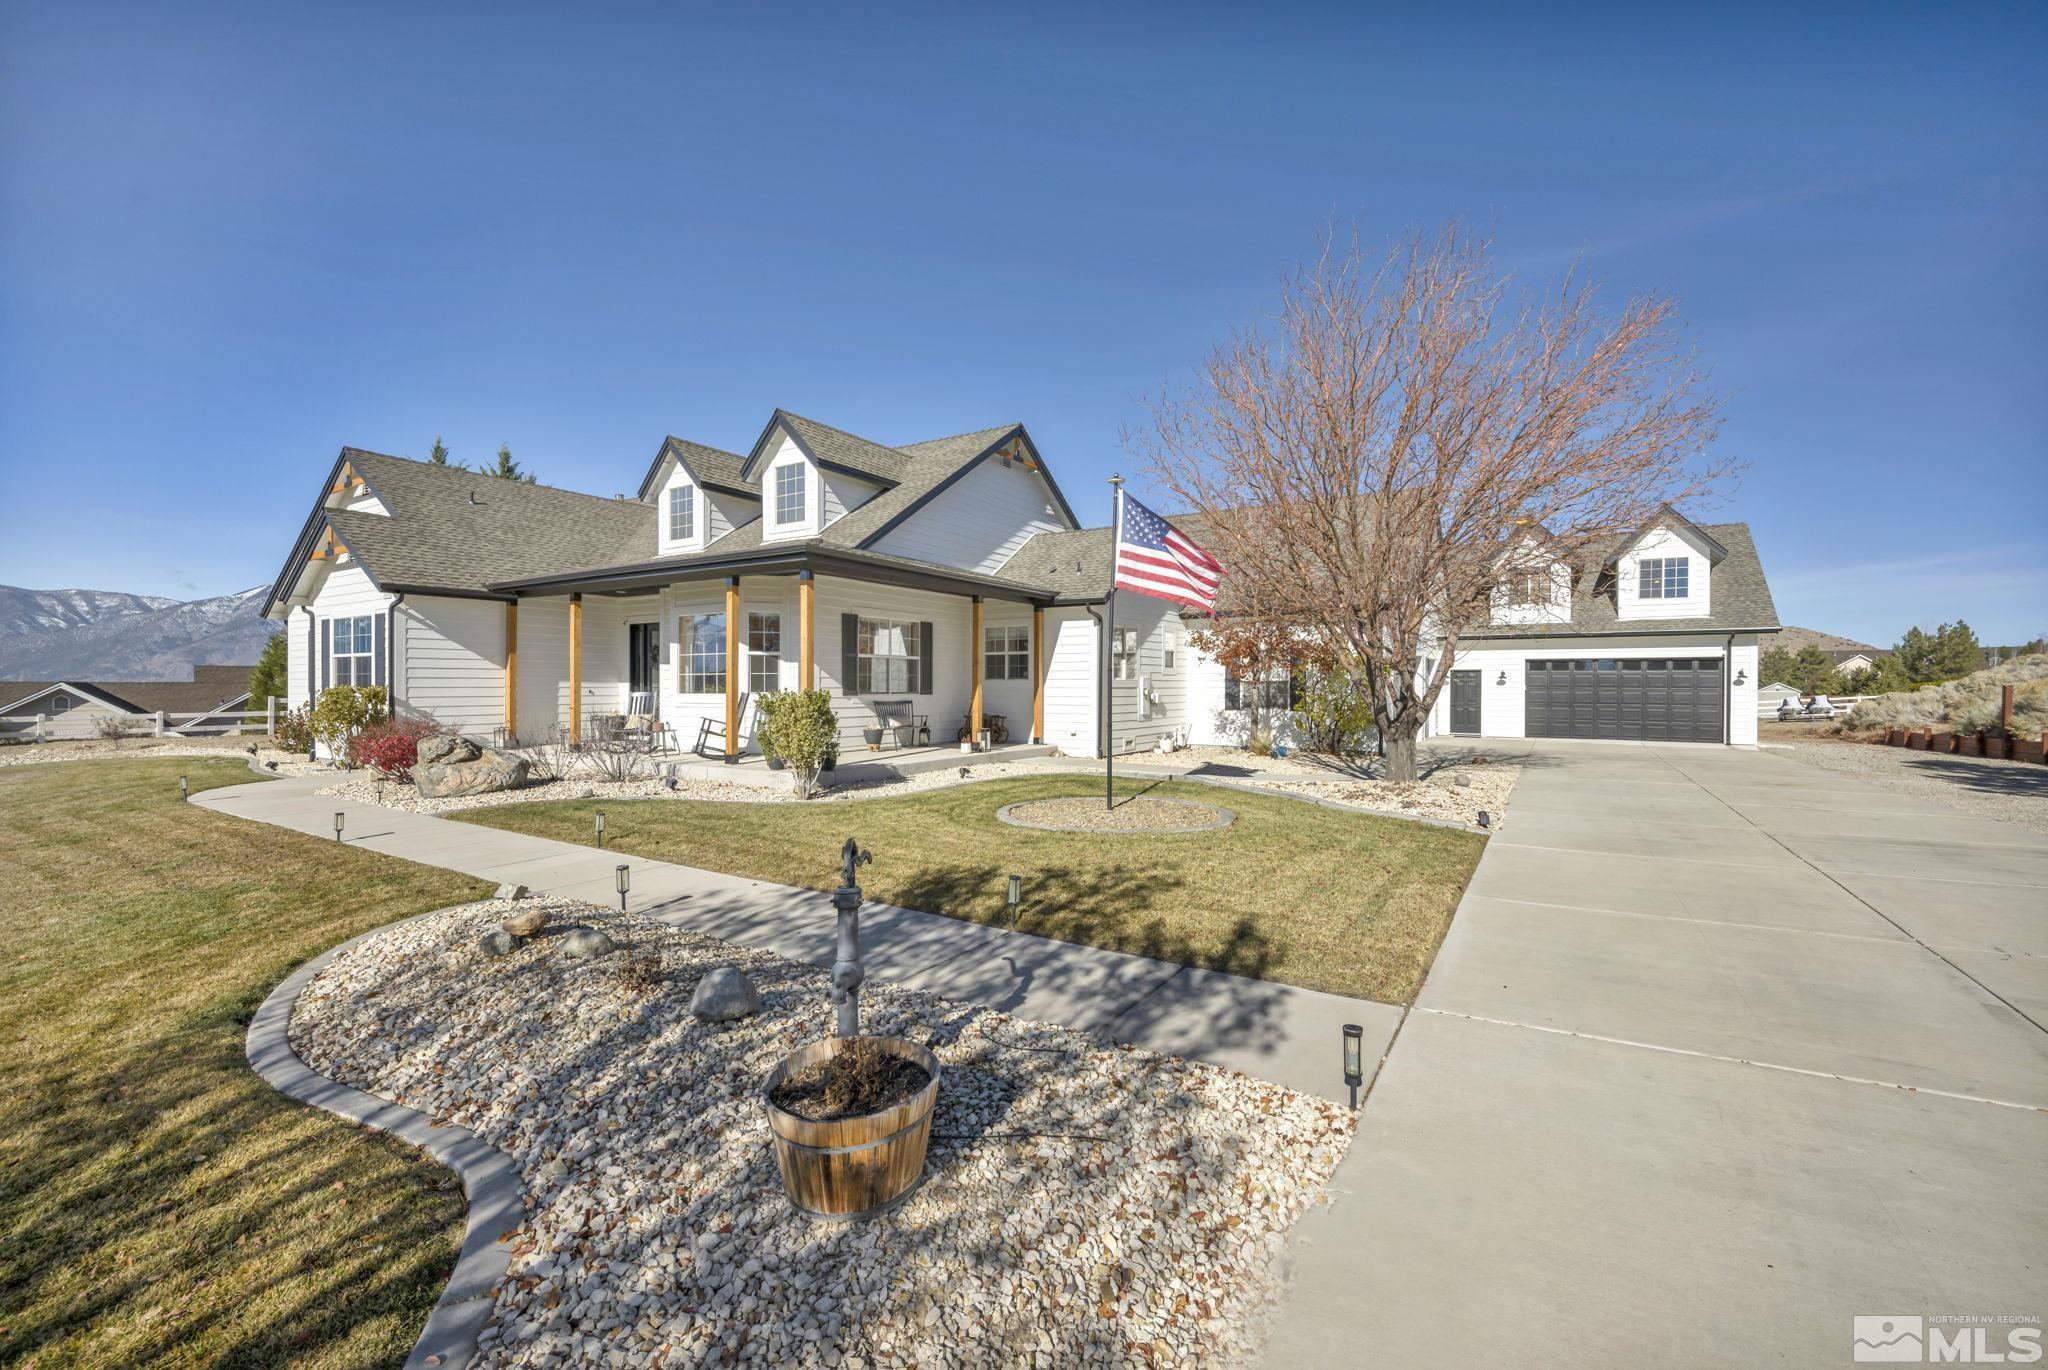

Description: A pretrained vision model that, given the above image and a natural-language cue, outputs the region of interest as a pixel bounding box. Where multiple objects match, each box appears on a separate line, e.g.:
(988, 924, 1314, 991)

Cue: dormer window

(1639, 556, 1689, 600)
(1506, 568, 1551, 607)
(668, 485, 695, 542)
(773, 464, 806, 525)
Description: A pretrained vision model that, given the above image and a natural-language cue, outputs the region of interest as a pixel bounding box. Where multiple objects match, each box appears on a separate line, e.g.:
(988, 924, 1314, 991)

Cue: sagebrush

(1835, 653, 2048, 737)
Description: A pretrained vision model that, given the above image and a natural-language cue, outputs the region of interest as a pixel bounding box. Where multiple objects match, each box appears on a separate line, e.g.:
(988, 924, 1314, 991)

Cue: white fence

(0, 698, 285, 743)
(1760, 693, 1874, 721)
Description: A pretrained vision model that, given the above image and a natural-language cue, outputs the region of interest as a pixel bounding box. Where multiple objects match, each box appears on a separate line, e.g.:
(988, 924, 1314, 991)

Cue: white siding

(821, 468, 882, 526)
(874, 456, 1068, 575)
(979, 603, 1037, 730)
(814, 577, 975, 746)
(655, 461, 707, 557)
(1616, 525, 1714, 621)
(760, 438, 821, 543)
(1042, 607, 1099, 757)
(705, 487, 759, 544)
(1184, 640, 1306, 749)
(514, 595, 630, 740)
(399, 595, 506, 735)
(1488, 559, 1572, 626)
(286, 607, 312, 707)
(1103, 594, 1189, 754)
(305, 563, 394, 698)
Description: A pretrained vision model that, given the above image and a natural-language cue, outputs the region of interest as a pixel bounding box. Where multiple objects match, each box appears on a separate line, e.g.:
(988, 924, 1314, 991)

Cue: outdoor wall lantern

(1734, 668, 1747, 685)
(615, 863, 631, 913)
(333, 811, 345, 843)
(1496, 671, 1507, 686)
(595, 809, 606, 849)
(1006, 874, 1023, 929)
(1342, 1023, 1364, 1108)
(178, 775, 188, 802)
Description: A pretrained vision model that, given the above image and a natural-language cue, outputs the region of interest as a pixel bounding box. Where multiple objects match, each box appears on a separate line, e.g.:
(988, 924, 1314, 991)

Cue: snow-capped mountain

(0, 585, 279, 679)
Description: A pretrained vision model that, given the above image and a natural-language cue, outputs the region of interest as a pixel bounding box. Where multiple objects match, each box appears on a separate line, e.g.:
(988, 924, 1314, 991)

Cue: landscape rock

(413, 736, 530, 799)
(478, 929, 518, 956)
(495, 882, 530, 901)
(688, 967, 761, 1022)
(502, 908, 549, 938)
(558, 926, 618, 959)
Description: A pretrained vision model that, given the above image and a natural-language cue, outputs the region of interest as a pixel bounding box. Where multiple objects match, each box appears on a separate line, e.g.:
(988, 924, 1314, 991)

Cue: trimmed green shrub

(756, 690, 838, 799)
(309, 686, 389, 763)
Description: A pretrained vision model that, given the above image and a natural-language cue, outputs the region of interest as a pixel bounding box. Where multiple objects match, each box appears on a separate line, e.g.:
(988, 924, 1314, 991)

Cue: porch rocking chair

(693, 693, 751, 758)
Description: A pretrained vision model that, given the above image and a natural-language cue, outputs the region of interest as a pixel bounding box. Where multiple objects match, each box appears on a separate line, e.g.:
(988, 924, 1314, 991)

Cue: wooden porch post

(504, 600, 519, 739)
(1031, 605, 1046, 744)
(798, 570, 815, 691)
(724, 576, 741, 762)
(969, 596, 984, 744)
(568, 594, 583, 743)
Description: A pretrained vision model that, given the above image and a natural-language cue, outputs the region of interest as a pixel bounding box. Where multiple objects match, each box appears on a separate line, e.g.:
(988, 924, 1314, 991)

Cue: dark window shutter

(841, 614, 859, 695)
(373, 612, 388, 688)
(917, 622, 933, 695)
(1224, 673, 1240, 710)
(320, 618, 331, 696)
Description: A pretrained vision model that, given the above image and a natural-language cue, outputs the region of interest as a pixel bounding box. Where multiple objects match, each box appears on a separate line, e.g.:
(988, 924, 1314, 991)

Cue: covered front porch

(493, 547, 1075, 766)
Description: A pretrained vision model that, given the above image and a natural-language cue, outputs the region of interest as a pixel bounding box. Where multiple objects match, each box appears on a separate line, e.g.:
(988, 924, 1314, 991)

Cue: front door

(628, 622, 660, 709)
(1449, 669, 1482, 735)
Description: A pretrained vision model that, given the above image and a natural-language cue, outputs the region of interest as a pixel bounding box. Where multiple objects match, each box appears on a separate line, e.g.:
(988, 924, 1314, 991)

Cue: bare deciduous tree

(1131, 225, 1731, 781)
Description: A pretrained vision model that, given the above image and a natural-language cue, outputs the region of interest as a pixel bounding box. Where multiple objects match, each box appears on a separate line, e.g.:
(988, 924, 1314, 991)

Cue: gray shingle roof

(817, 425, 1020, 548)
(636, 437, 752, 500)
(773, 412, 912, 485)
(1463, 521, 1779, 637)
(331, 449, 655, 594)
(0, 666, 253, 715)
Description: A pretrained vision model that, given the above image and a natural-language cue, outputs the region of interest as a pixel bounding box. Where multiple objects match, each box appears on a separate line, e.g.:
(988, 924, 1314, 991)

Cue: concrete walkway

(1262, 740, 2048, 1367)
(195, 774, 1401, 1105)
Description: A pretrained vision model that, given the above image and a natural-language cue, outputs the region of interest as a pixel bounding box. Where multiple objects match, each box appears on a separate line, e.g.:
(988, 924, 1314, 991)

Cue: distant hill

(1772, 625, 1886, 662)
(0, 584, 279, 680)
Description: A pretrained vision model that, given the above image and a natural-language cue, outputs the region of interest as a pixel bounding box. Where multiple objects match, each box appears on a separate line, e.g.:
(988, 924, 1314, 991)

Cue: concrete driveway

(1264, 741, 2048, 1367)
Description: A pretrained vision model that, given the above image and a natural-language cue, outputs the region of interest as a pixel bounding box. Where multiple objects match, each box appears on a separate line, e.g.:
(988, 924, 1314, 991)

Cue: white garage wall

(1435, 632, 1761, 744)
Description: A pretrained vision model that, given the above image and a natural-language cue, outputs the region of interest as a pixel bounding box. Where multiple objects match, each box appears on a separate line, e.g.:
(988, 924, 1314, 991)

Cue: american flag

(1113, 493, 1223, 611)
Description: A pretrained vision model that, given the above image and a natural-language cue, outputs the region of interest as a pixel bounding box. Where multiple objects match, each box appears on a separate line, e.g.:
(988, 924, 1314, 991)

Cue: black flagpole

(1106, 475, 1123, 810)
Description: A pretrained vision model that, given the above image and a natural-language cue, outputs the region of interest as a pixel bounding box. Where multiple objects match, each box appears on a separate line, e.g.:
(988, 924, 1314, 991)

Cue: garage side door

(1526, 658, 1724, 742)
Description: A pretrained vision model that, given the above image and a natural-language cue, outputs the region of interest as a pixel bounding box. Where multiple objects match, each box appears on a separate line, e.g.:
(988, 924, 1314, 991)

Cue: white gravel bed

(1776, 741, 2048, 835)
(0, 736, 329, 775)
(290, 899, 1354, 1367)
(317, 761, 1059, 814)
(1145, 745, 1350, 778)
(1228, 763, 1519, 828)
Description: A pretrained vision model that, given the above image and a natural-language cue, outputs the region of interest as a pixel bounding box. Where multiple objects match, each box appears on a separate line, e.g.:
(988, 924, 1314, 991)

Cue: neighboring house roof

(1770, 625, 1887, 664)
(0, 665, 253, 716)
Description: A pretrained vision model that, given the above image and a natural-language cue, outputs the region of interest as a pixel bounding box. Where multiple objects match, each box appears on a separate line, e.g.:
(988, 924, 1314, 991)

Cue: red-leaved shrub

(349, 715, 449, 779)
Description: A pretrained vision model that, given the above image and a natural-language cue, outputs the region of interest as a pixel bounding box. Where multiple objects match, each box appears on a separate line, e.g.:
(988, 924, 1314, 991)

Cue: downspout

(1085, 601, 1107, 759)
(1724, 631, 1735, 746)
(390, 593, 406, 716)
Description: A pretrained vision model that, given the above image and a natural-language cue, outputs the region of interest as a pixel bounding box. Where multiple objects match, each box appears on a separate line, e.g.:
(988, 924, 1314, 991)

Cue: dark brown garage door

(1524, 658, 1725, 742)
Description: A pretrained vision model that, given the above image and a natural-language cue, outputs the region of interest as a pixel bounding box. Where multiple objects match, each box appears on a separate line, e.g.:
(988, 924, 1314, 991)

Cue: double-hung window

(1111, 627, 1138, 682)
(1507, 568, 1551, 607)
(1638, 556, 1689, 600)
(682, 612, 725, 693)
(773, 464, 806, 525)
(856, 618, 919, 693)
(668, 485, 695, 541)
(1224, 663, 1296, 711)
(748, 613, 781, 695)
(984, 625, 1029, 680)
(332, 615, 375, 685)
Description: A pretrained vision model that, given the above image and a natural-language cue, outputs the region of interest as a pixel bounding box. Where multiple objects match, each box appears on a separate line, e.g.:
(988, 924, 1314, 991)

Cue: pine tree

(489, 444, 537, 484)
(1932, 621, 1982, 679)
(247, 632, 288, 711)
(428, 436, 459, 467)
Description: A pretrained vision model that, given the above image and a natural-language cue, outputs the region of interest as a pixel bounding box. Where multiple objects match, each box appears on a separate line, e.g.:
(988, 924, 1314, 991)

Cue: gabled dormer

(739, 411, 898, 544)
(1489, 527, 1572, 626)
(1611, 507, 1728, 621)
(637, 436, 757, 557)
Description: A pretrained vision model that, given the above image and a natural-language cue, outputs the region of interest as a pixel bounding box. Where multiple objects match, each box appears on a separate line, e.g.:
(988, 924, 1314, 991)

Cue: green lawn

(0, 758, 490, 1368)
(456, 774, 1485, 1002)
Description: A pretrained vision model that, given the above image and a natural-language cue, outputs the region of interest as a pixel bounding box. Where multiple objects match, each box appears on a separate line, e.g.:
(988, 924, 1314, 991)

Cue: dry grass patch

(0, 758, 490, 1367)
(455, 774, 1485, 1003)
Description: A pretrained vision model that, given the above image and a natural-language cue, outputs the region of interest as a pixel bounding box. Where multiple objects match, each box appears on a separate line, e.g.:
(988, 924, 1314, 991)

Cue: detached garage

(1524, 657, 1725, 742)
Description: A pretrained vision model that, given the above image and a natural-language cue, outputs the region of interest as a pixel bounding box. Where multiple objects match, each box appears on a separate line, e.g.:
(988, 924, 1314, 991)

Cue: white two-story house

(262, 412, 1776, 767)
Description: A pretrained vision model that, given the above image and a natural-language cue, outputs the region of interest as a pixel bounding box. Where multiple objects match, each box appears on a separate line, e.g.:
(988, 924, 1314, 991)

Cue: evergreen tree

(1932, 620, 1982, 679)
(247, 632, 288, 711)
(427, 435, 459, 467)
(488, 444, 537, 483)
(1893, 626, 1940, 683)
(1856, 655, 1913, 695)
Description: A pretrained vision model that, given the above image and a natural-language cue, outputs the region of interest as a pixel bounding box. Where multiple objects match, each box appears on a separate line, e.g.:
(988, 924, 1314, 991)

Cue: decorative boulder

(495, 882, 530, 901)
(413, 735, 530, 799)
(479, 929, 519, 956)
(689, 967, 761, 1022)
(558, 926, 618, 959)
(502, 908, 549, 938)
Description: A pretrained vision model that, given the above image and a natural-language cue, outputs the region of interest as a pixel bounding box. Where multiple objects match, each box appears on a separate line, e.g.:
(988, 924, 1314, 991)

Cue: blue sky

(2, 2, 2042, 646)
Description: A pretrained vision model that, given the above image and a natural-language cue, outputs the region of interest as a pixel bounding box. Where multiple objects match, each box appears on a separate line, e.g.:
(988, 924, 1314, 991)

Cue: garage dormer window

(1506, 568, 1551, 606)
(1639, 556, 1689, 600)
(773, 464, 806, 525)
(668, 485, 695, 541)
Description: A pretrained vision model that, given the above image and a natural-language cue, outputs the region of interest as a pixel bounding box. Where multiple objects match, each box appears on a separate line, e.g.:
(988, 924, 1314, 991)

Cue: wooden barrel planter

(763, 1036, 940, 1221)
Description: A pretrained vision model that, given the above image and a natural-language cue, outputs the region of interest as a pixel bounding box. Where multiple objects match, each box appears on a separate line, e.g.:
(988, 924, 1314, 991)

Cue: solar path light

(333, 811, 345, 843)
(1342, 1023, 1364, 1109)
(595, 808, 606, 848)
(615, 864, 630, 913)
(1006, 873, 1022, 929)
(178, 775, 188, 802)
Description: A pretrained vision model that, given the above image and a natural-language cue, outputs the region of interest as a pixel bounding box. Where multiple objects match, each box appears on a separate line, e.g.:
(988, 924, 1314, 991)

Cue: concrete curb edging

(246, 910, 523, 1370)
(994, 797, 1238, 833)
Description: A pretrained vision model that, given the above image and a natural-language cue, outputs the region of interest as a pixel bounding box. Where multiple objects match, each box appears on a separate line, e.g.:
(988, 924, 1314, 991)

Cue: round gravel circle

(995, 795, 1237, 833)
